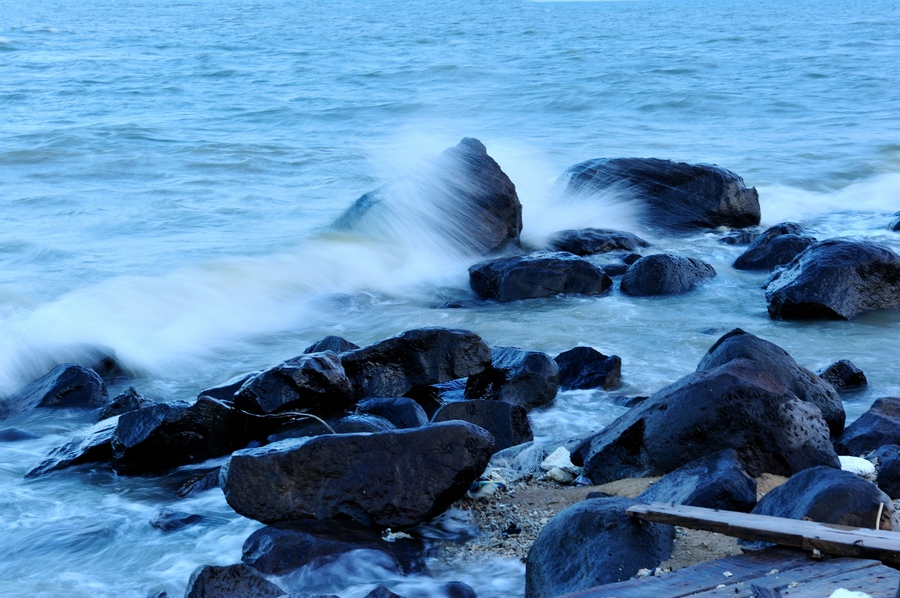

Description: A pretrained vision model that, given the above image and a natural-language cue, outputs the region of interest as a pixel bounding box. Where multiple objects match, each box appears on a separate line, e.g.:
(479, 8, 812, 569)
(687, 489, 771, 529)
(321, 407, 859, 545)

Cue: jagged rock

(817, 360, 867, 392)
(303, 335, 360, 354)
(555, 347, 622, 390)
(432, 399, 532, 453)
(637, 449, 757, 512)
(697, 328, 844, 436)
(732, 222, 817, 271)
(341, 328, 491, 399)
(525, 496, 674, 598)
(464, 347, 559, 411)
(220, 421, 494, 528)
(98, 387, 154, 421)
(150, 509, 204, 532)
(561, 158, 760, 230)
(868, 445, 900, 499)
(835, 397, 900, 456)
(1, 364, 108, 421)
(765, 239, 900, 320)
(620, 254, 716, 296)
(235, 351, 354, 416)
(241, 520, 425, 576)
(333, 137, 522, 256)
(184, 564, 284, 598)
(547, 228, 650, 256)
(468, 251, 612, 302)
(25, 418, 117, 478)
(357, 397, 428, 429)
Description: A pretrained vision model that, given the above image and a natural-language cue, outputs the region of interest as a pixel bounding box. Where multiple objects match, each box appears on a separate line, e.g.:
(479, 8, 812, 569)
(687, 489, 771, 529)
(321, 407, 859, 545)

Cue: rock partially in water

(1, 364, 108, 421)
(732, 222, 817, 271)
(198, 373, 256, 403)
(184, 564, 284, 598)
(464, 346, 559, 411)
(303, 335, 360, 354)
(97, 387, 154, 421)
(765, 239, 900, 320)
(468, 251, 612, 302)
(555, 346, 622, 391)
(561, 157, 760, 231)
(890, 212, 900, 231)
(357, 397, 429, 429)
(150, 508, 205, 532)
(363, 586, 404, 598)
(620, 254, 715, 296)
(817, 359, 868, 392)
(546, 228, 650, 256)
(525, 496, 674, 598)
(835, 397, 900, 456)
(432, 399, 532, 453)
(718, 228, 758, 245)
(25, 418, 117, 478)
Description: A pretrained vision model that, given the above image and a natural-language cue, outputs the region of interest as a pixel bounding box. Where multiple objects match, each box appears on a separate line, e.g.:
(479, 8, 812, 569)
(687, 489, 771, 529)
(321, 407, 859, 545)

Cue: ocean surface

(1, 0, 899, 595)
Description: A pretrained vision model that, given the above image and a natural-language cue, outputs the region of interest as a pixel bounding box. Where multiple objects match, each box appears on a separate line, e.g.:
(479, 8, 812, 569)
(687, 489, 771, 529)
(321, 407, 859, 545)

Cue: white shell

(839, 455, 877, 481)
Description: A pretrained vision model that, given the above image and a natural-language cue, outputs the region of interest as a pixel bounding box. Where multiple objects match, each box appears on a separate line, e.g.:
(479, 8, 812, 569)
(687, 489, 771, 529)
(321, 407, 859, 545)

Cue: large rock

(333, 137, 522, 256)
(234, 351, 354, 416)
(220, 421, 494, 528)
(25, 418, 117, 478)
(620, 254, 716, 296)
(835, 397, 900, 456)
(818, 359, 867, 392)
(0, 364, 108, 420)
(732, 222, 817, 271)
(184, 564, 284, 598)
(697, 328, 845, 436)
(432, 399, 533, 453)
(340, 327, 491, 399)
(751, 466, 895, 530)
(573, 358, 840, 485)
(546, 228, 650, 256)
(561, 158, 760, 230)
(468, 251, 612, 302)
(555, 346, 622, 390)
(525, 496, 674, 598)
(765, 239, 900, 320)
(464, 346, 559, 411)
(637, 449, 757, 512)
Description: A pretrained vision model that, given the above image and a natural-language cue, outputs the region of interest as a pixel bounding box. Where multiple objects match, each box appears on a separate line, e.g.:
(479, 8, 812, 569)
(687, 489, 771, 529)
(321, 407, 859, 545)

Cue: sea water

(1, 0, 899, 595)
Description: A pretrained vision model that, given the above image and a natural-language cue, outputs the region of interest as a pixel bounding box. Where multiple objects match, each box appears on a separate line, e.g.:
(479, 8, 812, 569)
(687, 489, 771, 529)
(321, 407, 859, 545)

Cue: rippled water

(2, 0, 899, 595)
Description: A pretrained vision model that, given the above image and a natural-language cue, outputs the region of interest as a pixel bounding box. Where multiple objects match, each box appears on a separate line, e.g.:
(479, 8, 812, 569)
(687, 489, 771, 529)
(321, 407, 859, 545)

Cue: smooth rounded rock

(620, 253, 716, 296)
(357, 397, 428, 429)
(547, 228, 650, 256)
(732, 222, 817, 271)
(468, 251, 612, 302)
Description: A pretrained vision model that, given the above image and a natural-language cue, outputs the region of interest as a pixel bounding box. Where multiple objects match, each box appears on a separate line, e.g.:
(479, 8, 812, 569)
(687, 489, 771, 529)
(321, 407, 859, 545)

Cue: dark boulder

(573, 358, 839, 485)
(468, 251, 612, 302)
(220, 421, 494, 528)
(464, 347, 559, 411)
(732, 222, 817, 271)
(525, 496, 674, 598)
(333, 137, 522, 256)
(198, 373, 256, 403)
(637, 449, 757, 512)
(1, 364, 108, 421)
(98, 387, 154, 421)
(405, 378, 467, 419)
(341, 328, 491, 399)
(697, 328, 844, 436)
(868, 445, 900, 499)
(561, 158, 760, 231)
(835, 397, 900, 456)
(547, 228, 650, 256)
(241, 520, 425, 576)
(751, 466, 894, 530)
(620, 254, 716, 296)
(441, 582, 477, 598)
(817, 359, 867, 392)
(432, 399, 532, 453)
(555, 347, 622, 390)
(25, 418, 117, 478)
(765, 239, 900, 320)
(235, 351, 354, 416)
(363, 587, 403, 598)
(303, 335, 360, 354)
(150, 509, 204, 532)
(357, 397, 428, 429)
(184, 564, 284, 598)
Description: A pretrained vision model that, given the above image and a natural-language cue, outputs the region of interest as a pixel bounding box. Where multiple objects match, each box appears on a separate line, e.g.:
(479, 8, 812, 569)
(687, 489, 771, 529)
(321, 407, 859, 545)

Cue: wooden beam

(627, 502, 900, 566)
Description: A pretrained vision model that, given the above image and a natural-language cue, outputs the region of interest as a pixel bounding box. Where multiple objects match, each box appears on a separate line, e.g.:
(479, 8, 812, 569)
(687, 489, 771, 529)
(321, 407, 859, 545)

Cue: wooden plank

(627, 502, 900, 566)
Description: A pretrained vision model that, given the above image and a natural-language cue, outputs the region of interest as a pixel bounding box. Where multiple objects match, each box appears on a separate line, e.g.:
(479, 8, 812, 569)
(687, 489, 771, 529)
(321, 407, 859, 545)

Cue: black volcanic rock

(303, 335, 360, 354)
(184, 564, 284, 598)
(818, 359, 867, 392)
(468, 251, 612, 302)
(26, 418, 117, 478)
(620, 254, 716, 296)
(561, 158, 760, 231)
(835, 397, 900, 456)
(357, 397, 428, 429)
(555, 347, 622, 390)
(432, 399, 533, 453)
(98, 387, 154, 421)
(464, 346, 559, 411)
(547, 228, 649, 256)
(1, 364, 108, 421)
(732, 222, 817, 271)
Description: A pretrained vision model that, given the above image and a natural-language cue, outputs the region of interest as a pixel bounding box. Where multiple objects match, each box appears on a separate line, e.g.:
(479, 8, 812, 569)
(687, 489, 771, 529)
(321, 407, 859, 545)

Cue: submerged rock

(732, 222, 817, 271)
(555, 346, 622, 390)
(432, 399, 533, 453)
(1, 364, 108, 421)
(620, 253, 716, 296)
(546, 228, 650, 256)
(464, 346, 560, 411)
(468, 251, 612, 302)
(561, 157, 760, 230)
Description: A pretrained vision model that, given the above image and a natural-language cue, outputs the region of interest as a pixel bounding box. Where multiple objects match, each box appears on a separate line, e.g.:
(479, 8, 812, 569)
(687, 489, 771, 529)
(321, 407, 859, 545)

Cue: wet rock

(546, 228, 650, 256)
(404, 379, 467, 418)
(333, 137, 522, 256)
(98, 387, 154, 421)
(241, 520, 425, 576)
(718, 229, 758, 245)
(620, 253, 716, 296)
(330, 413, 396, 434)
(25, 418, 117, 478)
(600, 263, 630, 277)
(441, 582, 477, 598)
(555, 347, 622, 391)
(573, 358, 839, 485)
(363, 586, 403, 598)
(150, 509, 205, 532)
(835, 397, 900, 456)
(468, 251, 612, 302)
(198, 373, 256, 403)
(220, 421, 494, 528)
(432, 399, 532, 453)
(817, 359, 867, 392)
(303, 335, 360, 354)
(766, 239, 900, 320)
(561, 158, 760, 231)
(172, 468, 221, 498)
(637, 449, 757, 512)
(697, 328, 844, 436)
(751, 466, 895, 530)
(341, 328, 491, 399)
(464, 347, 559, 411)
(184, 564, 284, 598)
(890, 213, 900, 231)
(357, 397, 428, 429)
(732, 222, 817, 271)
(235, 351, 354, 416)
(1, 364, 108, 421)
(868, 445, 900, 499)
(525, 496, 674, 598)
